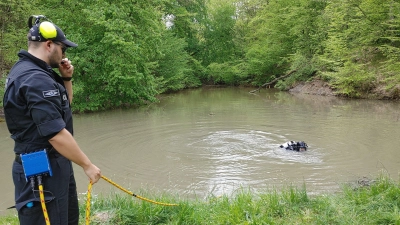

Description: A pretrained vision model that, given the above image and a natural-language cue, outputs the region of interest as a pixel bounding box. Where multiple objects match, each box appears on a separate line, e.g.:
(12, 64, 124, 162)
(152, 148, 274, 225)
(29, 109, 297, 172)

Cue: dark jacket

(3, 50, 73, 154)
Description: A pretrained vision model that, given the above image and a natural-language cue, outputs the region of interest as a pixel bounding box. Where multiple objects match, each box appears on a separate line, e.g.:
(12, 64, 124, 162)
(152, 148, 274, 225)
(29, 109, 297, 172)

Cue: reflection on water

(1, 87, 400, 214)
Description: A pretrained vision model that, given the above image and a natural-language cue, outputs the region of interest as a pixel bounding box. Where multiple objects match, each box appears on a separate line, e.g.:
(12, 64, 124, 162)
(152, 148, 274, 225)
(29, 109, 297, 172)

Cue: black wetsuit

(280, 141, 308, 151)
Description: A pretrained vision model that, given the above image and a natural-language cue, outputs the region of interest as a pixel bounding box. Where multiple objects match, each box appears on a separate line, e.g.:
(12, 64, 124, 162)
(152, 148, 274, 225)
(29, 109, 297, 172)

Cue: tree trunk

(249, 69, 297, 93)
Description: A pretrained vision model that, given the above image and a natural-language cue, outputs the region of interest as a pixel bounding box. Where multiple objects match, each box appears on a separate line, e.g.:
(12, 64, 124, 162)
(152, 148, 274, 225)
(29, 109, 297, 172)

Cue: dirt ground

(291, 79, 400, 100)
(289, 79, 336, 96)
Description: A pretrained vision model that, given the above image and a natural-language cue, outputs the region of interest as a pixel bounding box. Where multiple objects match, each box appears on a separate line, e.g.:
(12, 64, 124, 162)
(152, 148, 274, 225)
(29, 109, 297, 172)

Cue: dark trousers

(12, 154, 79, 225)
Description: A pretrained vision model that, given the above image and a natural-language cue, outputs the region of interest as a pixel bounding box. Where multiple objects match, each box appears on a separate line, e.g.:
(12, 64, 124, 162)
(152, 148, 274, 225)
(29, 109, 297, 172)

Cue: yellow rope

(85, 181, 93, 225)
(101, 175, 179, 206)
(85, 175, 178, 225)
(39, 184, 51, 225)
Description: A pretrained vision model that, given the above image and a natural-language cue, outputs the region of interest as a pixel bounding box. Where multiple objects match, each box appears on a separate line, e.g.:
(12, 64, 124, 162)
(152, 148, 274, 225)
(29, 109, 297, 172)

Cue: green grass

(2, 173, 400, 224)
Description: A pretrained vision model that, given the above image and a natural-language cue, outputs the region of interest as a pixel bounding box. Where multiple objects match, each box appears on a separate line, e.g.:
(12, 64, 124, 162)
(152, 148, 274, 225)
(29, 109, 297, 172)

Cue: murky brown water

(1, 87, 400, 214)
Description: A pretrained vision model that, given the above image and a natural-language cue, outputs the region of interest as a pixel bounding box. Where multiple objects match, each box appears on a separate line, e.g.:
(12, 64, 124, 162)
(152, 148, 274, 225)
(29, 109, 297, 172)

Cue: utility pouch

(21, 149, 53, 181)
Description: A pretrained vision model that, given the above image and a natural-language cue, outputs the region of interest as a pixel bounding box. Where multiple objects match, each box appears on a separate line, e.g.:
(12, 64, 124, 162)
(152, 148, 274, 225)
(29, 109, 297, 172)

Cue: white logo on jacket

(43, 90, 60, 98)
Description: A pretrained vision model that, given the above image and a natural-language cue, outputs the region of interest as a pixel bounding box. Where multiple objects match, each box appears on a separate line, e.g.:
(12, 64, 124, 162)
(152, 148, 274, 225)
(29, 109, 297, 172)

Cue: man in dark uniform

(3, 16, 101, 225)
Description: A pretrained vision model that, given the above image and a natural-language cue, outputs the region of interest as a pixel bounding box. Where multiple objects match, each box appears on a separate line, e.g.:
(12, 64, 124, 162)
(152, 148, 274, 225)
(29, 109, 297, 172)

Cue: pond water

(1, 87, 400, 214)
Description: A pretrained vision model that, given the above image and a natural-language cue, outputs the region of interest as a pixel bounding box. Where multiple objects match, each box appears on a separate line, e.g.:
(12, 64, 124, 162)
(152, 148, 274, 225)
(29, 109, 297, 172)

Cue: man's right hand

(84, 164, 101, 184)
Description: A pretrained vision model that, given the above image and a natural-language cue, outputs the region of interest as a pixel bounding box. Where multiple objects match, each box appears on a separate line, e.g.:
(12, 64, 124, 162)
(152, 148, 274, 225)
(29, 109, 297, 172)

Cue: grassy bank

(1, 173, 400, 224)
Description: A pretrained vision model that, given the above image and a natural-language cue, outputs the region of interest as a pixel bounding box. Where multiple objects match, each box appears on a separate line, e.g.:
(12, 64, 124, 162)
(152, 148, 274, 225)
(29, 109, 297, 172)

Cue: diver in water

(280, 141, 308, 152)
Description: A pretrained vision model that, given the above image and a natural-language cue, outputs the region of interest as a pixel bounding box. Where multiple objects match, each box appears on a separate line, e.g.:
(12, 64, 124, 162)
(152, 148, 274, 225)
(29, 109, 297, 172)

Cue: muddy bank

(290, 79, 400, 100)
(289, 79, 336, 96)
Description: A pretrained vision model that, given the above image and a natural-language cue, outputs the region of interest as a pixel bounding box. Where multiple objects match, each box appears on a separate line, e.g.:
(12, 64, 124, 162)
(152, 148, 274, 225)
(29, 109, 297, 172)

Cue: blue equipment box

(21, 150, 53, 180)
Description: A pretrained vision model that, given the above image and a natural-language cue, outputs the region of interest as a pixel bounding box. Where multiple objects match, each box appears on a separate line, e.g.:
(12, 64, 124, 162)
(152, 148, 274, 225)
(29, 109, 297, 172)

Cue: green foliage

(331, 62, 376, 97)
(163, 0, 209, 82)
(187, 56, 208, 83)
(2, 0, 400, 111)
(54, 0, 164, 112)
(275, 54, 318, 90)
(153, 30, 201, 93)
(317, 0, 400, 98)
(201, 1, 237, 66)
(245, 42, 284, 84)
(3, 173, 400, 224)
(243, 0, 326, 85)
(341, 173, 400, 225)
(207, 61, 248, 85)
(164, 0, 207, 56)
(0, 0, 38, 76)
